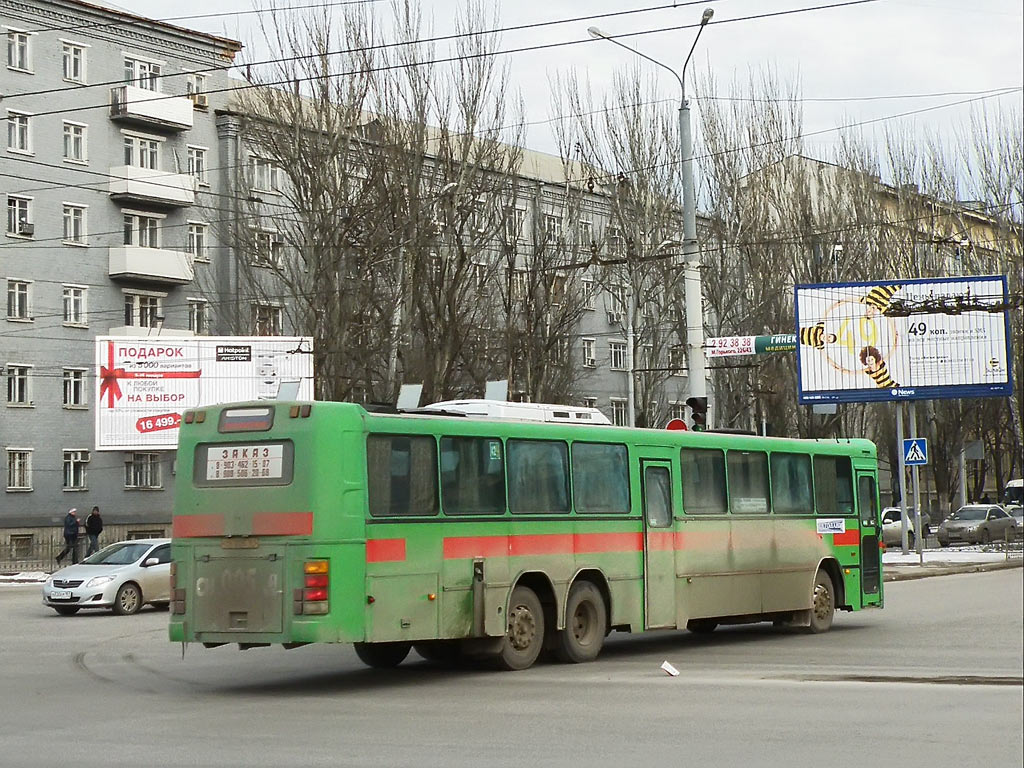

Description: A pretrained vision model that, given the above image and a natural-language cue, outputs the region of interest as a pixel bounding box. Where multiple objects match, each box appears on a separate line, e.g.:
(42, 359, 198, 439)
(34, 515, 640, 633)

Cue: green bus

(169, 400, 883, 670)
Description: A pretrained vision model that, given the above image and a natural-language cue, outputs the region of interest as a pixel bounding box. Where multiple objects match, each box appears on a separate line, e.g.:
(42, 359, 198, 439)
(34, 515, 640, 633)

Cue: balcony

(109, 246, 194, 285)
(108, 166, 196, 208)
(109, 85, 194, 131)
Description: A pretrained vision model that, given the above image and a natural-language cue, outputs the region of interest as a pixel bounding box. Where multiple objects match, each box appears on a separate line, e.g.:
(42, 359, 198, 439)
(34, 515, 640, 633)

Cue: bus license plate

(50, 590, 72, 600)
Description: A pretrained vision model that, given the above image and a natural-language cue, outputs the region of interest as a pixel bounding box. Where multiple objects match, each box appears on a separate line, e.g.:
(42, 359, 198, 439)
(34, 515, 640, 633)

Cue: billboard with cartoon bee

(794, 275, 1013, 403)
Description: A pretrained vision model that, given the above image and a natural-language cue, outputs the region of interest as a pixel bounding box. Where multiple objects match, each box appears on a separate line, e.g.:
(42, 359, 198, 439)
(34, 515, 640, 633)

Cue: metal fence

(0, 539, 78, 573)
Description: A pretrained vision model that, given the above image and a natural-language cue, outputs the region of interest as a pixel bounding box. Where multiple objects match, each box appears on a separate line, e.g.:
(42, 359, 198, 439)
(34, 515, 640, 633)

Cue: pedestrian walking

(84, 506, 103, 556)
(55, 509, 80, 565)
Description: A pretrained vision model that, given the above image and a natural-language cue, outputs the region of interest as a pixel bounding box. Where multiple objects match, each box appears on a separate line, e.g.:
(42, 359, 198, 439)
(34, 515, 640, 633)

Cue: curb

(885, 559, 1023, 582)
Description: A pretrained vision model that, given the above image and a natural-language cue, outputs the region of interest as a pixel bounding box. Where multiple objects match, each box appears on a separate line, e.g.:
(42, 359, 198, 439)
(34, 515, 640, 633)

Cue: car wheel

(939, 540, 949, 548)
(53, 606, 80, 616)
(113, 583, 142, 615)
(1006, 528, 1016, 543)
(907, 532, 916, 549)
(980, 529, 991, 545)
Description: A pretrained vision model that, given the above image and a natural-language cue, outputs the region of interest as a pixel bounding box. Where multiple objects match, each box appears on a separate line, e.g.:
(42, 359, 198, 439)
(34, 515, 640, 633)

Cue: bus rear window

(193, 441, 294, 487)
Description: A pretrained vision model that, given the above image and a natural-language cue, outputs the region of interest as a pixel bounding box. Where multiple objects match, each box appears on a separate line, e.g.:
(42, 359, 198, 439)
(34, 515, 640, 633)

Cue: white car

(880, 507, 928, 547)
(42, 538, 171, 616)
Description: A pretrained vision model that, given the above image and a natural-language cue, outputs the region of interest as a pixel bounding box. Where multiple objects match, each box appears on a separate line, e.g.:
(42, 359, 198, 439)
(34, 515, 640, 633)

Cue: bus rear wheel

(556, 581, 606, 663)
(807, 569, 835, 634)
(495, 585, 545, 671)
(354, 641, 411, 669)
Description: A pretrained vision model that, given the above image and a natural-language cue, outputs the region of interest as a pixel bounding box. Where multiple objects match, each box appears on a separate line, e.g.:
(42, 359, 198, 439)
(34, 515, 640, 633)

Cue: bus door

(641, 459, 676, 629)
(856, 473, 882, 601)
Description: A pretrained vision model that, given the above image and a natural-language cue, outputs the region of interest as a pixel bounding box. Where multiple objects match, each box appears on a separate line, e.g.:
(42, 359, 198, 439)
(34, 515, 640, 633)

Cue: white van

(420, 399, 612, 425)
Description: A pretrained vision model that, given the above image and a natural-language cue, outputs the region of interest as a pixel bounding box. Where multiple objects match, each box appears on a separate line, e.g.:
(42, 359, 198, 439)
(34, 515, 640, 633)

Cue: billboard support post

(910, 401, 924, 563)
(896, 404, 910, 555)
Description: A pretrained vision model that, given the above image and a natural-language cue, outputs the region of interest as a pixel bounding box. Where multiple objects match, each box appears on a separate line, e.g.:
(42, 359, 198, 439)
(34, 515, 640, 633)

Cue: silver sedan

(42, 539, 171, 616)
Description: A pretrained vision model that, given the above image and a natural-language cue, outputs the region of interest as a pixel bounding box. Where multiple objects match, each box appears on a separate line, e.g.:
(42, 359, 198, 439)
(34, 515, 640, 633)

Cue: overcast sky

(121, 0, 1022, 161)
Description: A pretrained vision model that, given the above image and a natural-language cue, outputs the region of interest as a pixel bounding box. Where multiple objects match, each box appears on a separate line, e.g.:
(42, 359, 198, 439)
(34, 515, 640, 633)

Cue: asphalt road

(1, 569, 1020, 768)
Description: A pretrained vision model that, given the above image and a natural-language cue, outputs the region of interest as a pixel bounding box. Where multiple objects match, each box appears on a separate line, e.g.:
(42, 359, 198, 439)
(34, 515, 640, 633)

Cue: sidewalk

(883, 547, 1023, 582)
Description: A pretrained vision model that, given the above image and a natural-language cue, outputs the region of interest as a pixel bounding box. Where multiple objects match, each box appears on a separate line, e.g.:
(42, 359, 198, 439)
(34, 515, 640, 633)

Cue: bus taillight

(297, 560, 329, 615)
(170, 561, 186, 615)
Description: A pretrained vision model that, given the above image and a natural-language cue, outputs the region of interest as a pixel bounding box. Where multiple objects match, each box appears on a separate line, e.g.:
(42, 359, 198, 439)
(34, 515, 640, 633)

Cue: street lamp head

(700, 8, 714, 25)
(587, 26, 606, 40)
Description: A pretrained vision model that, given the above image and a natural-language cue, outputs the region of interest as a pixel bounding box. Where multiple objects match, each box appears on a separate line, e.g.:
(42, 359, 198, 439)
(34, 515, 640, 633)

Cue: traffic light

(685, 396, 708, 431)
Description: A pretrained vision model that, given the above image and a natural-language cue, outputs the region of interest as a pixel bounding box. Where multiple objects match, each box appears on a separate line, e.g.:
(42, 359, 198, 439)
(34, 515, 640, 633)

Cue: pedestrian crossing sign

(903, 438, 928, 466)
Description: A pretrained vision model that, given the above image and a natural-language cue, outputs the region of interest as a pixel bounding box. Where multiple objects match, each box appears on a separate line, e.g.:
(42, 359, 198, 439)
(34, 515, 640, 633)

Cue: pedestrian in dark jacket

(55, 509, 80, 565)
(84, 506, 103, 556)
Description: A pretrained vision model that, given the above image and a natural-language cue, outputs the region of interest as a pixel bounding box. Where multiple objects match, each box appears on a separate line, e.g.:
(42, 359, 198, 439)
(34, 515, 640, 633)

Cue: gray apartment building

(2, 0, 241, 546)
(3, 1, 705, 551)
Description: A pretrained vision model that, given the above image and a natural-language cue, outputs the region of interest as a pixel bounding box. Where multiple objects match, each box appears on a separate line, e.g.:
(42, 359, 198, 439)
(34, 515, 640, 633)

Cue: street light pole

(589, 9, 713, 411)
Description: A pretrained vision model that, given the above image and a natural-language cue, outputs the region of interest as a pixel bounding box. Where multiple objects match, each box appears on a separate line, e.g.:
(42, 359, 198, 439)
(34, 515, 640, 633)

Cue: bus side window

(770, 452, 813, 514)
(727, 450, 769, 515)
(508, 440, 570, 514)
(814, 456, 854, 516)
(440, 437, 506, 515)
(680, 449, 727, 515)
(571, 442, 630, 514)
(367, 435, 438, 517)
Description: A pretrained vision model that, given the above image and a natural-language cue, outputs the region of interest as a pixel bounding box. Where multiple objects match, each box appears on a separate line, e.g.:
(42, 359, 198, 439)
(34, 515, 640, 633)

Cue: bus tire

(807, 569, 835, 634)
(556, 581, 606, 663)
(354, 641, 411, 669)
(686, 618, 718, 634)
(496, 585, 545, 671)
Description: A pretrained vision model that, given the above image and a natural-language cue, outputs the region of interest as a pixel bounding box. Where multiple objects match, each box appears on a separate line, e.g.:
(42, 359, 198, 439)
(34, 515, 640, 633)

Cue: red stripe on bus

(172, 514, 225, 538)
(366, 538, 407, 563)
(833, 529, 860, 546)
(443, 532, 644, 559)
(251, 511, 313, 536)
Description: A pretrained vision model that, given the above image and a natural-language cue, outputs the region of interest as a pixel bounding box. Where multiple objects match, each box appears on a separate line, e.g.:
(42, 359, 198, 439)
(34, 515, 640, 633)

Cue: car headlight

(85, 575, 117, 588)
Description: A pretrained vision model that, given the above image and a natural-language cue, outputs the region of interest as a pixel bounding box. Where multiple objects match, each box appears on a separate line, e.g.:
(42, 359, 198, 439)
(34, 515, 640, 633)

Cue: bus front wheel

(807, 569, 835, 634)
(496, 586, 545, 671)
(556, 581, 606, 663)
(354, 641, 411, 669)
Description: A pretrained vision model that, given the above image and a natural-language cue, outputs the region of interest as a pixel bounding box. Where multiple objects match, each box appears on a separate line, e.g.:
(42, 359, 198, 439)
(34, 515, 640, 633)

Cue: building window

(6, 365, 31, 404)
(669, 401, 686, 422)
(187, 222, 208, 261)
(582, 338, 596, 367)
(124, 292, 162, 327)
(504, 207, 525, 241)
(63, 369, 86, 407)
(63, 449, 90, 490)
(124, 57, 160, 91)
(188, 299, 208, 334)
(542, 214, 562, 242)
(6, 195, 31, 235)
(62, 42, 86, 82)
(605, 225, 625, 256)
(669, 345, 687, 376)
(252, 230, 283, 267)
(581, 396, 597, 409)
(610, 399, 628, 427)
(510, 269, 528, 302)
(6, 449, 32, 491)
(125, 452, 161, 489)
(186, 72, 208, 107)
(7, 279, 30, 320)
(63, 205, 86, 244)
(123, 135, 159, 169)
(577, 220, 593, 252)
(62, 122, 86, 162)
(249, 157, 279, 192)
(252, 303, 283, 336)
(582, 277, 595, 310)
(6, 111, 31, 153)
(123, 213, 159, 247)
(6, 30, 30, 71)
(609, 340, 627, 371)
(62, 285, 87, 325)
(187, 146, 207, 184)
